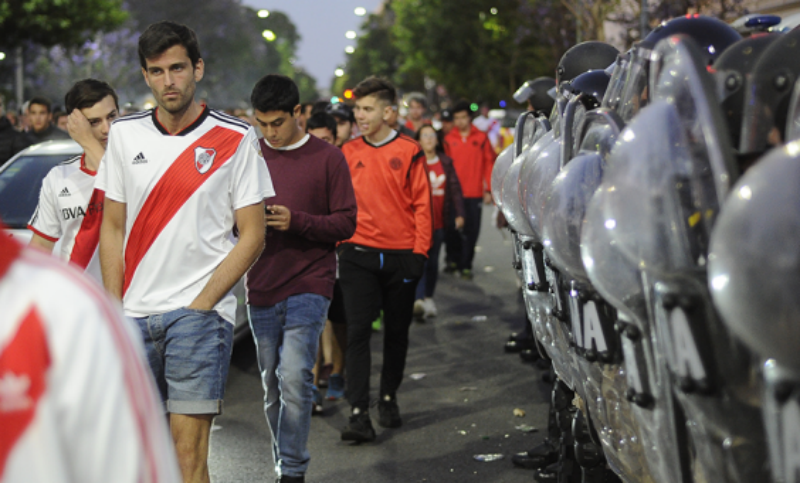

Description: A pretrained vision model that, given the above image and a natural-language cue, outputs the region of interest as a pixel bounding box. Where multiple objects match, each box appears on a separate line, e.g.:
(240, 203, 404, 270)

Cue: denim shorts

(134, 307, 233, 415)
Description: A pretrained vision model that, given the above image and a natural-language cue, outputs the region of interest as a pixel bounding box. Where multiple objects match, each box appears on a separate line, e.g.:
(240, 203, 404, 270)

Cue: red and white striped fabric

(0, 232, 180, 483)
(96, 108, 274, 324)
(28, 154, 104, 281)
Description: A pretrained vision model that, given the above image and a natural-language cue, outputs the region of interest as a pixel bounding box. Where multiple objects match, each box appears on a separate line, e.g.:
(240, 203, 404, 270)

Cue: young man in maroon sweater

(247, 74, 357, 483)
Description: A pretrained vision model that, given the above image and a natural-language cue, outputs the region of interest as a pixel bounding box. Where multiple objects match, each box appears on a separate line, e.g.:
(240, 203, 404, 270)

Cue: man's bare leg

(171, 413, 213, 483)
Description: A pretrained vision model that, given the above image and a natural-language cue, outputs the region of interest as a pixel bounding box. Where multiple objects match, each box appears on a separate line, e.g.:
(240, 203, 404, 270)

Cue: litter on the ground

(515, 424, 538, 433)
(473, 454, 504, 462)
(513, 408, 526, 417)
(459, 386, 478, 392)
(409, 373, 426, 380)
(483, 266, 495, 272)
(471, 315, 488, 322)
(458, 430, 467, 435)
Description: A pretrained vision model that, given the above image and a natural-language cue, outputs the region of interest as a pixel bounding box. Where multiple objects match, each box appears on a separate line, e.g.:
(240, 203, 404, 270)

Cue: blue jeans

(135, 307, 233, 415)
(416, 228, 445, 300)
(248, 293, 330, 478)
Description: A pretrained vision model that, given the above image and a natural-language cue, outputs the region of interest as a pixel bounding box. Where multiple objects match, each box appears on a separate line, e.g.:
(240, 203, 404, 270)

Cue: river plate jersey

(97, 108, 274, 324)
(0, 234, 181, 483)
(28, 154, 104, 282)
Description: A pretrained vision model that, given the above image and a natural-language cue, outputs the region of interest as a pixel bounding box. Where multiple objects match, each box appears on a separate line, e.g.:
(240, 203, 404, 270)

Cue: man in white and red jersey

(28, 79, 119, 281)
(98, 22, 273, 482)
(0, 227, 181, 483)
(338, 76, 432, 443)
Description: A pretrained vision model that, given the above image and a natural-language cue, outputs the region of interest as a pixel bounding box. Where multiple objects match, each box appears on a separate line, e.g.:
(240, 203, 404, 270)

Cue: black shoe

(378, 396, 402, 428)
(520, 348, 541, 363)
(341, 410, 376, 442)
(278, 476, 305, 483)
(443, 261, 458, 274)
(533, 462, 560, 482)
(535, 358, 551, 370)
(511, 439, 559, 470)
(505, 338, 534, 353)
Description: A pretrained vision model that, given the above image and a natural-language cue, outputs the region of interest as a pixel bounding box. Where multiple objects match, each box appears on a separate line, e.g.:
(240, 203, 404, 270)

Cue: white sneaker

(413, 299, 425, 318)
(423, 298, 437, 318)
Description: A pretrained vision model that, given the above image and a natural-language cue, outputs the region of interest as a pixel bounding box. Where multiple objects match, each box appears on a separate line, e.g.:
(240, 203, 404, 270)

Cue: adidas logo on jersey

(132, 152, 148, 164)
(58, 187, 71, 197)
(355, 161, 365, 169)
(0, 371, 33, 412)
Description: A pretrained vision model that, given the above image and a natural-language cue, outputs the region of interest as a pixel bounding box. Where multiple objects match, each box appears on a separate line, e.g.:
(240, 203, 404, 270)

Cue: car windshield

(0, 154, 75, 228)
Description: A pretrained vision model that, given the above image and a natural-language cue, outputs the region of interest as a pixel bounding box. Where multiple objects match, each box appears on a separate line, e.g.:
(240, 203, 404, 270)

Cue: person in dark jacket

(13, 96, 71, 154)
(0, 95, 22, 167)
(413, 124, 465, 319)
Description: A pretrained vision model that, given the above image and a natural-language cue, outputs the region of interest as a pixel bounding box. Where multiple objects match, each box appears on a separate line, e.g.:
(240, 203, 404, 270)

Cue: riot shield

(600, 34, 765, 482)
(786, 77, 800, 142)
(709, 139, 800, 482)
(602, 52, 631, 111)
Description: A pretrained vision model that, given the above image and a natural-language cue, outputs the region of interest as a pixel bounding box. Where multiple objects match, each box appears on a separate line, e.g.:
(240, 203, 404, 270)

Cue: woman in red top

(414, 124, 465, 319)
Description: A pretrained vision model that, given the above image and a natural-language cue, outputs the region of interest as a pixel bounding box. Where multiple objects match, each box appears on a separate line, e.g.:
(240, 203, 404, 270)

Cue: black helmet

(513, 77, 556, 114)
(564, 70, 611, 110)
(643, 15, 742, 65)
(740, 28, 800, 155)
(712, 34, 780, 151)
(556, 41, 619, 86)
(326, 102, 354, 123)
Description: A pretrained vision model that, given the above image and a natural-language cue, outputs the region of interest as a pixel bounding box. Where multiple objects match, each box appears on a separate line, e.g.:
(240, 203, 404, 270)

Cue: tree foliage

(391, 0, 575, 105)
(0, 0, 127, 48)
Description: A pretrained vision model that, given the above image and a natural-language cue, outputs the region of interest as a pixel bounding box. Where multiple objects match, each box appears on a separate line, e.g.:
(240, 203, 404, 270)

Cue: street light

(258, 9, 270, 18)
(490, 7, 498, 14)
(345, 30, 357, 39)
(345, 46, 355, 54)
(354, 7, 367, 16)
(262, 30, 276, 42)
(0, 52, 5, 61)
(335, 68, 345, 77)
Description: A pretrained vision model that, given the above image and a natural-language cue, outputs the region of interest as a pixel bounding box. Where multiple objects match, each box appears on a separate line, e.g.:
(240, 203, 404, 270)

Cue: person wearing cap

(326, 103, 356, 148)
(439, 108, 454, 135)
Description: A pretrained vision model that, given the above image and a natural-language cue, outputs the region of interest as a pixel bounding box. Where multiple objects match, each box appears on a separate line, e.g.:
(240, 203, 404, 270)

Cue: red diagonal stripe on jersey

(123, 126, 244, 296)
(0, 306, 50, 476)
(69, 188, 105, 269)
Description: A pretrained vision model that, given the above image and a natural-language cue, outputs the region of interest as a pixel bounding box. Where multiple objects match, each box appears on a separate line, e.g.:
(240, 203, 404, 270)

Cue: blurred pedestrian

(247, 74, 357, 483)
(386, 101, 415, 138)
(13, 97, 70, 152)
(472, 101, 501, 151)
(28, 79, 119, 281)
(439, 107, 454, 135)
(0, 228, 181, 483)
(413, 125, 464, 320)
(404, 94, 430, 133)
(338, 76, 432, 443)
(98, 21, 272, 482)
(442, 100, 496, 280)
(0, 94, 22, 166)
(325, 102, 355, 148)
(305, 110, 349, 405)
(53, 109, 68, 132)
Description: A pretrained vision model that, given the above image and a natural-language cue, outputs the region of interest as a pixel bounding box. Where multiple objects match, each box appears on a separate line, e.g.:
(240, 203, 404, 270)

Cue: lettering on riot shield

(582, 301, 608, 353)
(522, 249, 541, 286)
(782, 397, 800, 483)
(621, 335, 645, 394)
(655, 298, 712, 393)
(569, 290, 582, 347)
(569, 289, 617, 362)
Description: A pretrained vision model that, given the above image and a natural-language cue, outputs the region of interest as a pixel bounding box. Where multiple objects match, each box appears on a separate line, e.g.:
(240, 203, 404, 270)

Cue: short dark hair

(250, 74, 300, 114)
(306, 112, 337, 140)
(408, 95, 427, 109)
(64, 79, 119, 114)
(353, 76, 396, 105)
(28, 97, 52, 113)
(451, 100, 472, 116)
(138, 21, 202, 69)
(311, 100, 330, 116)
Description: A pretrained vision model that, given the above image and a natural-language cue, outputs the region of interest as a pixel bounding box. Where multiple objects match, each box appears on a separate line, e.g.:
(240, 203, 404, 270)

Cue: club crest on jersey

(195, 147, 216, 174)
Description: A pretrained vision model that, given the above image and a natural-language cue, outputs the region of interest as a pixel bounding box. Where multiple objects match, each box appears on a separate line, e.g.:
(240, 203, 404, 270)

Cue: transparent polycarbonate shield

(762, 361, 800, 483)
(602, 52, 631, 111)
(518, 130, 556, 237)
(500, 151, 534, 236)
(542, 111, 623, 284)
(560, 95, 588, 167)
(491, 144, 515, 210)
(516, 111, 550, 157)
(740, 29, 800, 154)
(617, 46, 652, 122)
(522, 135, 563, 240)
(709, 140, 800, 375)
(786, 78, 800, 142)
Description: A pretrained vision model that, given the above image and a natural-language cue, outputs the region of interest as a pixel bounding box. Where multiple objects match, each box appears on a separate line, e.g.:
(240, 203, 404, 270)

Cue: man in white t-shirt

(0, 227, 181, 483)
(28, 79, 119, 281)
(98, 21, 273, 482)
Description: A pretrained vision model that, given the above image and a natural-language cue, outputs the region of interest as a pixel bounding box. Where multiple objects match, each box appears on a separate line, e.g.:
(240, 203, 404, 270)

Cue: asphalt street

(209, 204, 551, 482)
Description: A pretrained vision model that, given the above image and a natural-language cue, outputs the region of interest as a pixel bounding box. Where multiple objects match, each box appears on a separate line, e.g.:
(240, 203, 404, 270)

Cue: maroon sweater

(246, 135, 357, 307)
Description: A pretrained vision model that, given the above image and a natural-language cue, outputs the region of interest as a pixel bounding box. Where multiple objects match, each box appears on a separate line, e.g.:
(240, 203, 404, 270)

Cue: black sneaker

(511, 439, 559, 469)
(377, 395, 402, 428)
(341, 410, 376, 442)
(278, 475, 304, 483)
(443, 261, 458, 274)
